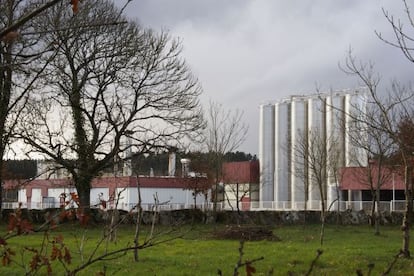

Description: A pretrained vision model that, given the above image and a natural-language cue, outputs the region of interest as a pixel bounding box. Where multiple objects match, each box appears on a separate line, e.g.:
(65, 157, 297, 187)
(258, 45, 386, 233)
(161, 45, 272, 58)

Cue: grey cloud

(121, 0, 414, 154)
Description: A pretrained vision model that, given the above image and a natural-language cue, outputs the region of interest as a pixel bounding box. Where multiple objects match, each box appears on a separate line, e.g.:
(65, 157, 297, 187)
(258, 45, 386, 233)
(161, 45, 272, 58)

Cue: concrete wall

(2, 209, 403, 226)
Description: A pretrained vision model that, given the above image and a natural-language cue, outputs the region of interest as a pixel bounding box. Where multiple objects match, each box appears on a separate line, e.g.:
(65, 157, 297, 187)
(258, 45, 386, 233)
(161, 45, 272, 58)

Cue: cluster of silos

(259, 90, 366, 210)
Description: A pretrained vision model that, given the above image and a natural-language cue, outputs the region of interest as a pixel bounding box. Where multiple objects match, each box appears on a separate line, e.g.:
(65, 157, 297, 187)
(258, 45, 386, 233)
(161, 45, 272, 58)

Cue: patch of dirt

(213, 225, 281, 241)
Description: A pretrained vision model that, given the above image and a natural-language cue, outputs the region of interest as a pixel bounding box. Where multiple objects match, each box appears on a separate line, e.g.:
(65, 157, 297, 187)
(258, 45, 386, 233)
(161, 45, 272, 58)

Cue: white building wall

(139, 188, 186, 204)
(31, 188, 42, 209)
(115, 187, 207, 211)
(116, 188, 133, 210)
(90, 188, 109, 207)
(48, 188, 66, 199)
(223, 183, 251, 210)
(16, 185, 207, 211)
(47, 187, 77, 208)
(18, 188, 27, 207)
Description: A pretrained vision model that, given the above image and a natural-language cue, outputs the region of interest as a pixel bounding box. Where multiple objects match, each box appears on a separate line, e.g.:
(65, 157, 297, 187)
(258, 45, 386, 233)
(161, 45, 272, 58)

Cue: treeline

(132, 151, 256, 176)
(2, 160, 37, 180)
(2, 151, 256, 179)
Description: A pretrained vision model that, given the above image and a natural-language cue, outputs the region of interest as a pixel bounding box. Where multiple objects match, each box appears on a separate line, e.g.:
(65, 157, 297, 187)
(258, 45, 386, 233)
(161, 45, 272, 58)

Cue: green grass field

(1, 223, 413, 275)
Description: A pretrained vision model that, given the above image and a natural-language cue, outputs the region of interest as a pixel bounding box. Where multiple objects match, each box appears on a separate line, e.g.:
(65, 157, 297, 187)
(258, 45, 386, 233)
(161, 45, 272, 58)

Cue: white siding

(18, 189, 27, 206)
(31, 188, 42, 209)
(115, 187, 135, 210)
(224, 183, 250, 210)
(90, 188, 109, 207)
(115, 187, 206, 211)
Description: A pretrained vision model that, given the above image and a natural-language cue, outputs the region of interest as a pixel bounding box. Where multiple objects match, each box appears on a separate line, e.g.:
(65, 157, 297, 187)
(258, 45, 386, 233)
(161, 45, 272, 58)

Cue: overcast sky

(121, 0, 414, 155)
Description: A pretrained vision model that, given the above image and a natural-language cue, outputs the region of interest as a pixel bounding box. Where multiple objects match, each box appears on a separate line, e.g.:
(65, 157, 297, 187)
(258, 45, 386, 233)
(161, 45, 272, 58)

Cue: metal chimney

(180, 158, 191, 177)
(168, 150, 176, 176)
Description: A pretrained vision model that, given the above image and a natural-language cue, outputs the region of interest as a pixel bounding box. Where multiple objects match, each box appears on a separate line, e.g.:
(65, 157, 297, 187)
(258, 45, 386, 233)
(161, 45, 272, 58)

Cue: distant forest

(132, 151, 256, 176)
(2, 151, 256, 179)
(2, 159, 37, 180)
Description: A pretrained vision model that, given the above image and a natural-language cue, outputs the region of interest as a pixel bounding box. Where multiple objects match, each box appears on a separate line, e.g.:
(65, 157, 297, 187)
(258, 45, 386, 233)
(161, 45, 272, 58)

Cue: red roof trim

(340, 166, 405, 190)
(4, 176, 209, 190)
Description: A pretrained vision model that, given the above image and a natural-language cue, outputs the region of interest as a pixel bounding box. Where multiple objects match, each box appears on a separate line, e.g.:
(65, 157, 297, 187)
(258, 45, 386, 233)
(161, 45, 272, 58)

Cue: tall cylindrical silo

(345, 90, 368, 167)
(274, 100, 290, 208)
(259, 104, 275, 205)
(326, 92, 348, 210)
(290, 96, 308, 210)
(307, 96, 326, 209)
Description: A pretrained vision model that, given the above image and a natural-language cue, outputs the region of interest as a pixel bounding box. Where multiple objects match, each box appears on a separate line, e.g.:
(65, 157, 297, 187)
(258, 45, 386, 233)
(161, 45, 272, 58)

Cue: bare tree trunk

(236, 183, 240, 215)
(369, 192, 376, 227)
(205, 101, 248, 222)
(108, 209, 119, 242)
(303, 188, 308, 227)
(320, 201, 326, 246)
(374, 185, 381, 235)
(212, 155, 220, 221)
(335, 182, 341, 225)
(133, 178, 142, 262)
(0, 39, 13, 214)
(401, 165, 412, 257)
(0, 158, 4, 215)
(75, 176, 92, 221)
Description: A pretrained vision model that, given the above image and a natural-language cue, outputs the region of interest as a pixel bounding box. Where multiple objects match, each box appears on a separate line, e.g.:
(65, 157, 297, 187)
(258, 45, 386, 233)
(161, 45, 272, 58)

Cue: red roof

(340, 166, 405, 190)
(222, 160, 259, 184)
(4, 176, 208, 190)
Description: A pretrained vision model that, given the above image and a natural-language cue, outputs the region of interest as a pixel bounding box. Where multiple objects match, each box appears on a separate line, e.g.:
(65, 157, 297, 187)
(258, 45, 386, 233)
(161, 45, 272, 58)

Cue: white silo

(258, 89, 367, 211)
(307, 95, 326, 210)
(259, 104, 275, 206)
(290, 96, 308, 210)
(345, 90, 368, 167)
(274, 100, 290, 208)
(325, 92, 347, 210)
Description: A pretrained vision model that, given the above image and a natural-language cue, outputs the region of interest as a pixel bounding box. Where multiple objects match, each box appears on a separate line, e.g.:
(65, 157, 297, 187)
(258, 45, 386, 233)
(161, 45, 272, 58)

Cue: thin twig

(382, 251, 400, 275)
(305, 249, 323, 276)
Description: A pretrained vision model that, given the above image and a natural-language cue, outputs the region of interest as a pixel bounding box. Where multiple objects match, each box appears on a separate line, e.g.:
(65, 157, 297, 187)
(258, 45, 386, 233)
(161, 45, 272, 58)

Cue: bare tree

(179, 151, 213, 210)
(0, 0, 69, 40)
(375, 1, 414, 256)
(223, 182, 257, 214)
(16, 0, 204, 214)
(0, 0, 59, 211)
(345, 100, 395, 235)
(342, 50, 414, 257)
(293, 127, 342, 245)
(203, 100, 248, 218)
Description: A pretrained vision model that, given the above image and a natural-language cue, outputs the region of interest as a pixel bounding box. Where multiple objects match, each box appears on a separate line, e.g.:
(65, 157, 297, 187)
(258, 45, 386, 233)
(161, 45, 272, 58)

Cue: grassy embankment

(0, 223, 413, 275)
